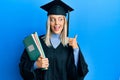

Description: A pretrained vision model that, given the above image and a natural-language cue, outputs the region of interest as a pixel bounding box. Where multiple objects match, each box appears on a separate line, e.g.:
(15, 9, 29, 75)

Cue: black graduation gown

(19, 35, 88, 80)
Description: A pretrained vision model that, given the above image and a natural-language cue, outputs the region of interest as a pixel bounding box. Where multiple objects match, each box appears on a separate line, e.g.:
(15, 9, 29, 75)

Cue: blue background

(0, 0, 120, 80)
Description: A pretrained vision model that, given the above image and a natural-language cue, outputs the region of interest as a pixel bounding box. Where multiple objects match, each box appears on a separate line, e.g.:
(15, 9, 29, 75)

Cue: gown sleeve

(67, 45, 89, 80)
(19, 49, 35, 80)
(77, 47, 89, 80)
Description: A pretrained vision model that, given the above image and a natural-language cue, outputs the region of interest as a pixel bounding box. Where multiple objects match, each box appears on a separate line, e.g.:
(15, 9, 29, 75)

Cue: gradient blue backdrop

(0, 0, 120, 80)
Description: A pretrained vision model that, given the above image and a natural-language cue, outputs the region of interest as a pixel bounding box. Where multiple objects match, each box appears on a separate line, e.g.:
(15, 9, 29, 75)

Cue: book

(23, 32, 46, 61)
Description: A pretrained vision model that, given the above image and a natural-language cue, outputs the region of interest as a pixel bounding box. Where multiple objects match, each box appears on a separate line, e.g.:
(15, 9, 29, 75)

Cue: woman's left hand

(69, 35, 78, 49)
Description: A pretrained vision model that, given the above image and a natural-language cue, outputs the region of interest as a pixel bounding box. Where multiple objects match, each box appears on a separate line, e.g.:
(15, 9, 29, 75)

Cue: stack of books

(23, 32, 46, 61)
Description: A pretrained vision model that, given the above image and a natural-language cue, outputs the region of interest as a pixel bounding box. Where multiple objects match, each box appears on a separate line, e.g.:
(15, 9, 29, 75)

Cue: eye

(50, 18, 55, 22)
(58, 17, 64, 21)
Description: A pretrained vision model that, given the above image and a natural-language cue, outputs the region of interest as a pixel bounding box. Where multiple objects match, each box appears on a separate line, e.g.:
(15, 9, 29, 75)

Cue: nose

(55, 19, 58, 25)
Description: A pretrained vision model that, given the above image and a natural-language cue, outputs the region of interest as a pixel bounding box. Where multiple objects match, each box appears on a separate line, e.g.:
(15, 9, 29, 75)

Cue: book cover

(23, 32, 45, 61)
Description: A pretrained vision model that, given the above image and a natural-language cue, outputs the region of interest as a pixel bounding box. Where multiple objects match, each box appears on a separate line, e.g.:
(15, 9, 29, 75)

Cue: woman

(19, 0, 88, 80)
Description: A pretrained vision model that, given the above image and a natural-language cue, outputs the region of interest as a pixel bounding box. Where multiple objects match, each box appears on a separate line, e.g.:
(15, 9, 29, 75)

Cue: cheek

(50, 23, 55, 29)
(50, 26, 54, 31)
(61, 22, 64, 29)
(50, 24, 54, 32)
(50, 22, 54, 26)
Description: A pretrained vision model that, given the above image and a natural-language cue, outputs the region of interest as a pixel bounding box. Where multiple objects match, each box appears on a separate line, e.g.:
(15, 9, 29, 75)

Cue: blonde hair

(44, 15, 68, 47)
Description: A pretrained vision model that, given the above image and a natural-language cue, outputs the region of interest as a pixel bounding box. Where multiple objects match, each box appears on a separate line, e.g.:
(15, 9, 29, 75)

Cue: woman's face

(49, 15, 65, 34)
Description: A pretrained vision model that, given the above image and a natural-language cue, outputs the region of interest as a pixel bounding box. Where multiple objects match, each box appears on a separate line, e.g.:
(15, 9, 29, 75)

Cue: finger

(42, 58, 48, 62)
(42, 64, 46, 68)
(38, 56, 43, 60)
(74, 35, 78, 39)
(38, 57, 42, 61)
(42, 62, 49, 66)
(42, 58, 49, 64)
(45, 63, 49, 67)
(40, 56, 44, 59)
(42, 60, 48, 64)
(42, 63, 49, 68)
(69, 38, 72, 42)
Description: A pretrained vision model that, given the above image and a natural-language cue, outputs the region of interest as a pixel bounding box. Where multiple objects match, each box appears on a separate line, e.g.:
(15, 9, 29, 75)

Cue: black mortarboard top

(40, 0, 74, 16)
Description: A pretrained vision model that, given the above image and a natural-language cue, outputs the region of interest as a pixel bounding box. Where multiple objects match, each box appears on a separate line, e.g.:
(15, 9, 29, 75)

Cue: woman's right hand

(36, 56, 49, 69)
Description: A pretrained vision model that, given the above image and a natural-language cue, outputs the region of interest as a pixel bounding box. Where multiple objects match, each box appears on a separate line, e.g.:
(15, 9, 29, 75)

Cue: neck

(51, 33, 60, 38)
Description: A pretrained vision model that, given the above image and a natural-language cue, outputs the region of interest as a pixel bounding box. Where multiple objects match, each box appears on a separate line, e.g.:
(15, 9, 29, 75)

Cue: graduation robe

(19, 35, 88, 80)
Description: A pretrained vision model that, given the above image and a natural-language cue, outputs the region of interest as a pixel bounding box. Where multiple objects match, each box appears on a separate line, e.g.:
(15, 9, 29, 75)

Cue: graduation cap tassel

(67, 10, 70, 37)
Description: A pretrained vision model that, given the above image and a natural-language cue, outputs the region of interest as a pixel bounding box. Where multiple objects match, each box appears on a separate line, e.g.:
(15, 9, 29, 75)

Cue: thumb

(38, 56, 43, 60)
(74, 35, 78, 39)
(40, 56, 44, 59)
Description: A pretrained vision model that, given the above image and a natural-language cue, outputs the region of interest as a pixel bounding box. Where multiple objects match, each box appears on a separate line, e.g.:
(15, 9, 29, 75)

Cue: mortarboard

(40, 0, 74, 36)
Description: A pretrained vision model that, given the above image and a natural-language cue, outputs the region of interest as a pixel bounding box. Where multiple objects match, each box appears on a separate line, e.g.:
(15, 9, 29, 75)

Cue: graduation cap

(40, 0, 74, 36)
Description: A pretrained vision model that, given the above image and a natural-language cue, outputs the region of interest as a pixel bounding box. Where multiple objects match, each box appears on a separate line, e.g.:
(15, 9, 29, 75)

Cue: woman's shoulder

(38, 34, 46, 41)
(39, 34, 45, 38)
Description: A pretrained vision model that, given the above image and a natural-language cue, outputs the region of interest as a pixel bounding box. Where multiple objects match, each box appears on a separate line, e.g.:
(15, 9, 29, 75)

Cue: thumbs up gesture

(69, 35, 78, 49)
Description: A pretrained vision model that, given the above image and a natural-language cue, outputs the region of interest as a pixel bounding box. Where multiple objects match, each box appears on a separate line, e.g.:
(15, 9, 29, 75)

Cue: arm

(68, 46, 89, 80)
(68, 35, 89, 79)
(73, 48, 79, 67)
(73, 46, 89, 78)
(77, 47, 89, 79)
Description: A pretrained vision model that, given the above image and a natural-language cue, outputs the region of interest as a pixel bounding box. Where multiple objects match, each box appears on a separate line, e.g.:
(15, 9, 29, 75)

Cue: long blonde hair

(44, 15, 68, 47)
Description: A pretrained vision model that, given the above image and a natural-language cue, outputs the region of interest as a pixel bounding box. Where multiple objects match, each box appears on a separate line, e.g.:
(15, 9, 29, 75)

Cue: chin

(53, 31, 61, 34)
